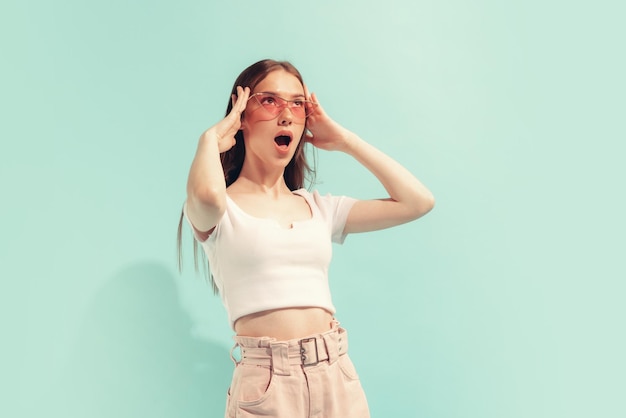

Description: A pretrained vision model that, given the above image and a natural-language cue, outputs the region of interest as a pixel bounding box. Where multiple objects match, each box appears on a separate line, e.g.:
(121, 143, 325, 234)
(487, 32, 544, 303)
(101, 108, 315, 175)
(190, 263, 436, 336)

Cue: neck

(235, 164, 292, 196)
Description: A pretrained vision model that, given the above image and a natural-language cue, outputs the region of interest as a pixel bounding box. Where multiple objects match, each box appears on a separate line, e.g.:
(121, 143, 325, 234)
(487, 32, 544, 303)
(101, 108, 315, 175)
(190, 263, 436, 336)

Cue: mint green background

(2, 1, 624, 417)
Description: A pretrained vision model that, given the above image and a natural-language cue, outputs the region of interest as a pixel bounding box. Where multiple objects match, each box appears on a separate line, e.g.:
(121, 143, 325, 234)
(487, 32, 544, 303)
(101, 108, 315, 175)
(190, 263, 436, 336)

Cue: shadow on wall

(62, 262, 231, 418)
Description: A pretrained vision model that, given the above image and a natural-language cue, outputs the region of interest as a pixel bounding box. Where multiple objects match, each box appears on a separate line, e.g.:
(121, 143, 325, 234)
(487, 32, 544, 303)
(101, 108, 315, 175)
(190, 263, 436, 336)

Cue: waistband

(230, 322, 349, 375)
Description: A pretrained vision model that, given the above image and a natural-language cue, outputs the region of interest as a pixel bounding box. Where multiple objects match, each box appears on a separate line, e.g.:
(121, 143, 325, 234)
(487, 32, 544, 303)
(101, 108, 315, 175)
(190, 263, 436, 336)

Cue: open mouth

(274, 134, 292, 149)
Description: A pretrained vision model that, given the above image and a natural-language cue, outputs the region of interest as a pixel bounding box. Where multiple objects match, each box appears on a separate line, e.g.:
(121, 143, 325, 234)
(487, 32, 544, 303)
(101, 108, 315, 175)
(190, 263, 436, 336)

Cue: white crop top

(184, 189, 357, 329)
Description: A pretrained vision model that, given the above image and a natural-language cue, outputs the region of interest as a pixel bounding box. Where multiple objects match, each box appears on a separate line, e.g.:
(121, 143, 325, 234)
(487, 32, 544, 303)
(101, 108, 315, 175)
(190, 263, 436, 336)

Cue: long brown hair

(177, 59, 316, 292)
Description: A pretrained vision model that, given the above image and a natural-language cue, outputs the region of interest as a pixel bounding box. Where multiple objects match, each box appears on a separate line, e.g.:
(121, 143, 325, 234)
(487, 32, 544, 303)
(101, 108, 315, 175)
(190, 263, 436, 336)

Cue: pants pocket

(338, 354, 360, 381)
(228, 364, 279, 417)
(224, 387, 232, 418)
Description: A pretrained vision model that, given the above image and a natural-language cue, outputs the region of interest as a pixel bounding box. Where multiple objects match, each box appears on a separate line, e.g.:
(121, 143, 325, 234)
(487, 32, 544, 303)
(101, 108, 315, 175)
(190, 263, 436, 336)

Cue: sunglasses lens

(255, 94, 281, 116)
(291, 105, 306, 118)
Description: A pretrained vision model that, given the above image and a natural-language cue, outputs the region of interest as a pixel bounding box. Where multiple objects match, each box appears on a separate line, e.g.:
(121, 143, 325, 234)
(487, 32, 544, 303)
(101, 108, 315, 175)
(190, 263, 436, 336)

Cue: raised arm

(304, 91, 435, 234)
(186, 86, 250, 235)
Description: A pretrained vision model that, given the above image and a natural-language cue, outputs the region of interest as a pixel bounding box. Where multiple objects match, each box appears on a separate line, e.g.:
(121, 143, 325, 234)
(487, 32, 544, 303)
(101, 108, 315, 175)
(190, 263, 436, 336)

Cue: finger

(234, 86, 249, 114)
(227, 88, 244, 119)
(231, 87, 242, 108)
(240, 86, 250, 108)
(304, 132, 314, 143)
(235, 85, 246, 103)
(303, 86, 319, 117)
(309, 92, 325, 116)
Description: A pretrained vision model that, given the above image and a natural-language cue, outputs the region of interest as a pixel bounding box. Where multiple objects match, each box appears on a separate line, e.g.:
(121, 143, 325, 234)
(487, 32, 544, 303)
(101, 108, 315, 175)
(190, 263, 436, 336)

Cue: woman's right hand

(186, 86, 250, 233)
(202, 86, 250, 153)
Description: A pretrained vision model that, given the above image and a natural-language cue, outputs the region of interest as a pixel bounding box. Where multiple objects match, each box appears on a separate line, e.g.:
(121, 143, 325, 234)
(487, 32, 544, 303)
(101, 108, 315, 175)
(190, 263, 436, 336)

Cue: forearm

(343, 133, 435, 216)
(186, 132, 226, 229)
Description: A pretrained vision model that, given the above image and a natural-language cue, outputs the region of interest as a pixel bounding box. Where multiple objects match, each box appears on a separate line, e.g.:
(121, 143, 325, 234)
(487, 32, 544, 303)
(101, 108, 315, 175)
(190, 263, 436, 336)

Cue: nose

(277, 106, 293, 126)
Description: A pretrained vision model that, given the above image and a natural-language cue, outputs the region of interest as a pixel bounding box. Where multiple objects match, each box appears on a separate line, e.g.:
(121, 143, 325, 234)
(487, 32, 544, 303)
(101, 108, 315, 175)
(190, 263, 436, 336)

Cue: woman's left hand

(304, 87, 356, 153)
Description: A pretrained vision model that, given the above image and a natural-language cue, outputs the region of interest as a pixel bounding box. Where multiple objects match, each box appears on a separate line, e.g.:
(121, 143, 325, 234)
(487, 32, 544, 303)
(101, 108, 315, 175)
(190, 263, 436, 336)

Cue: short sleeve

(310, 190, 357, 244)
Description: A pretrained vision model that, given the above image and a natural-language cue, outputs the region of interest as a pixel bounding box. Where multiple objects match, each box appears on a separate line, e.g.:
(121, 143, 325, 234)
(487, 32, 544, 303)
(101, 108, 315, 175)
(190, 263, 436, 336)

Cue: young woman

(180, 59, 434, 418)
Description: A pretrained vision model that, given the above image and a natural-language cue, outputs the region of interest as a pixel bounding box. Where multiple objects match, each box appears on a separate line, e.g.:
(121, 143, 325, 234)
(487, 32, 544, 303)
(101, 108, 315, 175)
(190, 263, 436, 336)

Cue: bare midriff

(234, 307, 334, 341)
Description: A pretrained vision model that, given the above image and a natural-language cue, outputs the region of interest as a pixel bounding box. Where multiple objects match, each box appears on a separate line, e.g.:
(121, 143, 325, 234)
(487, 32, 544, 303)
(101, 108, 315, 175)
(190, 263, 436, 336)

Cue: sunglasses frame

(247, 92, 317, 120)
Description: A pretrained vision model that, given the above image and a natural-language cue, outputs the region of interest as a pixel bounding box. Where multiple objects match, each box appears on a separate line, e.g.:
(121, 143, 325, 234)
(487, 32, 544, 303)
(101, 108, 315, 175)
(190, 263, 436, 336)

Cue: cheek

(294, 125, 306, 140)
(291, 134, 306, 156)
(241, 116, 266, 138)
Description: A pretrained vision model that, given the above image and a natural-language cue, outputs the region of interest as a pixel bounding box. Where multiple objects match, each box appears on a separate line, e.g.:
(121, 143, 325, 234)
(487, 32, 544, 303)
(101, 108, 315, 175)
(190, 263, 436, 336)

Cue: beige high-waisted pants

(225, 322, 370, 418)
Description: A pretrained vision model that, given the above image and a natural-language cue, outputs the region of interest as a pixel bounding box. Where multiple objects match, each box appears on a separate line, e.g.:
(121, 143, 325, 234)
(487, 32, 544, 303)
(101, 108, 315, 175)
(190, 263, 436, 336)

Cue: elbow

(187, 184, 226, 212)
(409, 192, 435, 220)
(424, 192, 436, 213)
(185, 185, 226, 233)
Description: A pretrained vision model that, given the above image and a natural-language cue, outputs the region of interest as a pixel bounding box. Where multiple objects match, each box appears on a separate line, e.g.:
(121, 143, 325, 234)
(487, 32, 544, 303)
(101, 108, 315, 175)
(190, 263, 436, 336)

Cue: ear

(239, 112, 248, 131)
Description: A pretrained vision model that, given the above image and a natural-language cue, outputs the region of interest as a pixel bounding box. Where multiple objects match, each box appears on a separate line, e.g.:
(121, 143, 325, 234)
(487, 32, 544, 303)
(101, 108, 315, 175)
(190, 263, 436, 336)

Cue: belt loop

(270, 342, 291, 376)
(323, 332, 339, 364)
(229, 342, 241, 366)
